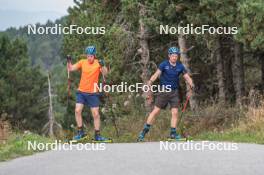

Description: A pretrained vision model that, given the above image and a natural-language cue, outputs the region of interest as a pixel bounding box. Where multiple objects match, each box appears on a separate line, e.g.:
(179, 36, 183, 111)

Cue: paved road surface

(0, 141, 264, 175)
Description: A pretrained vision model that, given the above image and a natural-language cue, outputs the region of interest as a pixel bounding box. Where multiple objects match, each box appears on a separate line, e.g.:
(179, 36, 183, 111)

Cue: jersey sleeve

(74, 60, 83, 70)
(158, 61, 166, 72)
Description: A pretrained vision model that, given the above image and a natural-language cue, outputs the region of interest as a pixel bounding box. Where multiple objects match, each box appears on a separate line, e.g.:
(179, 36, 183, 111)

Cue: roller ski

(92, 135, 113, 143)
(167, 132, 192, 142)
(166, 133, 187, 142)
(166, 127, 192, 141)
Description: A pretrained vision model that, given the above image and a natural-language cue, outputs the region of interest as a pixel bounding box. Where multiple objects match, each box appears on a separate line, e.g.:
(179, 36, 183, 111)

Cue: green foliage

(236, 0, 264, 50)
(0, 133, 52, 161)
(4, 19, 64, 71)
(0, 35, 47, 131)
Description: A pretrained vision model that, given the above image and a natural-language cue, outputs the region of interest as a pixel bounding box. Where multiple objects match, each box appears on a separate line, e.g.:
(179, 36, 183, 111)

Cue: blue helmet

(85, 46, 96, 55)
(168, 47, 180, 55)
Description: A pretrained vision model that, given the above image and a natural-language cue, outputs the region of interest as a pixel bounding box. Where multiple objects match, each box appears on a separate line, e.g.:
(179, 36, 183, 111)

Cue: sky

(0, 0, 75, 31)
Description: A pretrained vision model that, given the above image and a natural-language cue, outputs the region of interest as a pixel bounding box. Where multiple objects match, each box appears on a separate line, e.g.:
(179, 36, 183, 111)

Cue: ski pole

(66, 55, 72, 106)
(177, 95, 191, 131)
(101, 65, 119, 137)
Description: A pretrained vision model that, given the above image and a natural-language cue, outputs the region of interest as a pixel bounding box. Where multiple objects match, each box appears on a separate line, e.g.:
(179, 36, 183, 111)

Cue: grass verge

(0, 133, 52, 161)
(195, 130, 264, 144)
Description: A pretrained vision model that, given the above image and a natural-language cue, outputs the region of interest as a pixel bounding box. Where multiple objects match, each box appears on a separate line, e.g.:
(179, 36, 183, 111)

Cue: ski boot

(137, 124, 151, 142)
(167, 133, 187, 142)
(72, 130, 88, 142)
(137, 132, 145, 142)
(92, 135, 113, 143)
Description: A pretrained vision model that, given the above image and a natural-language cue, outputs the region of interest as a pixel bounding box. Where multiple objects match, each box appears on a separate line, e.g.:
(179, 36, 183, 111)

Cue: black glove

(98, 59, 105, 66)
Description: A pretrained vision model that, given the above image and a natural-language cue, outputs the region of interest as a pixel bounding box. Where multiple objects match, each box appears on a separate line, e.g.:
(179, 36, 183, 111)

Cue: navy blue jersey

(158, 60, 187, 90)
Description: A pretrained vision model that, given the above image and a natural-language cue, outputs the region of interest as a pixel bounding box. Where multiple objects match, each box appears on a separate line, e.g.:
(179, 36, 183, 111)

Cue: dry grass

(196, 97, 264, 144)
(182, 102, 244, 135)
(236, 99, 264, 133)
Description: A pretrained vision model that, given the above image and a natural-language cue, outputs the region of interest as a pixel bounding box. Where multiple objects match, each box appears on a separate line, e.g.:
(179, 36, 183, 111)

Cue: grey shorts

(154, 90, 179, 109)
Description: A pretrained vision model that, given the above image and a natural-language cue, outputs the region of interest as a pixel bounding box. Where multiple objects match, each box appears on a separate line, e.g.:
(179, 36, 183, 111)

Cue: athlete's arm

(183, 73, 194, 89)
(100, 66, 108, 76)
(66, 55, 80, 72)
(98, 58, 108, 76)
(148, 69, 162, 86)
(67, 62, 80, 72)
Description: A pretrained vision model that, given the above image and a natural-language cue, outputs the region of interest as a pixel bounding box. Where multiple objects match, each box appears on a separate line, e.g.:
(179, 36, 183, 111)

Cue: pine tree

(0, 35, 47, 131)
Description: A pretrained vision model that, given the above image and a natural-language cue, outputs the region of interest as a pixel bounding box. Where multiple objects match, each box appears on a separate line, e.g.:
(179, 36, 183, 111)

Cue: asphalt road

(0, 141, 264, 175)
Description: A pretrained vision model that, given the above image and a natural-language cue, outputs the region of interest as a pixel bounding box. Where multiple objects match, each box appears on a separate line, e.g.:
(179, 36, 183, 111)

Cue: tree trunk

(138, 3, 153, 111)
(42, 72, 62, 137)
(232, 42, 245, 105)
(215, 36, 226, 101)
(221, 36, 235, 102)
(178, 33, 198, 110)
(224, 57, 235, 102)
(261, 54, 264, 89)
(47, 73, 54, 137)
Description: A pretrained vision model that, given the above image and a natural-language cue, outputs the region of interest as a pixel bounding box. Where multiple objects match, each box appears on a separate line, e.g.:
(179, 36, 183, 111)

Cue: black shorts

(154, 90, 179, 109)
